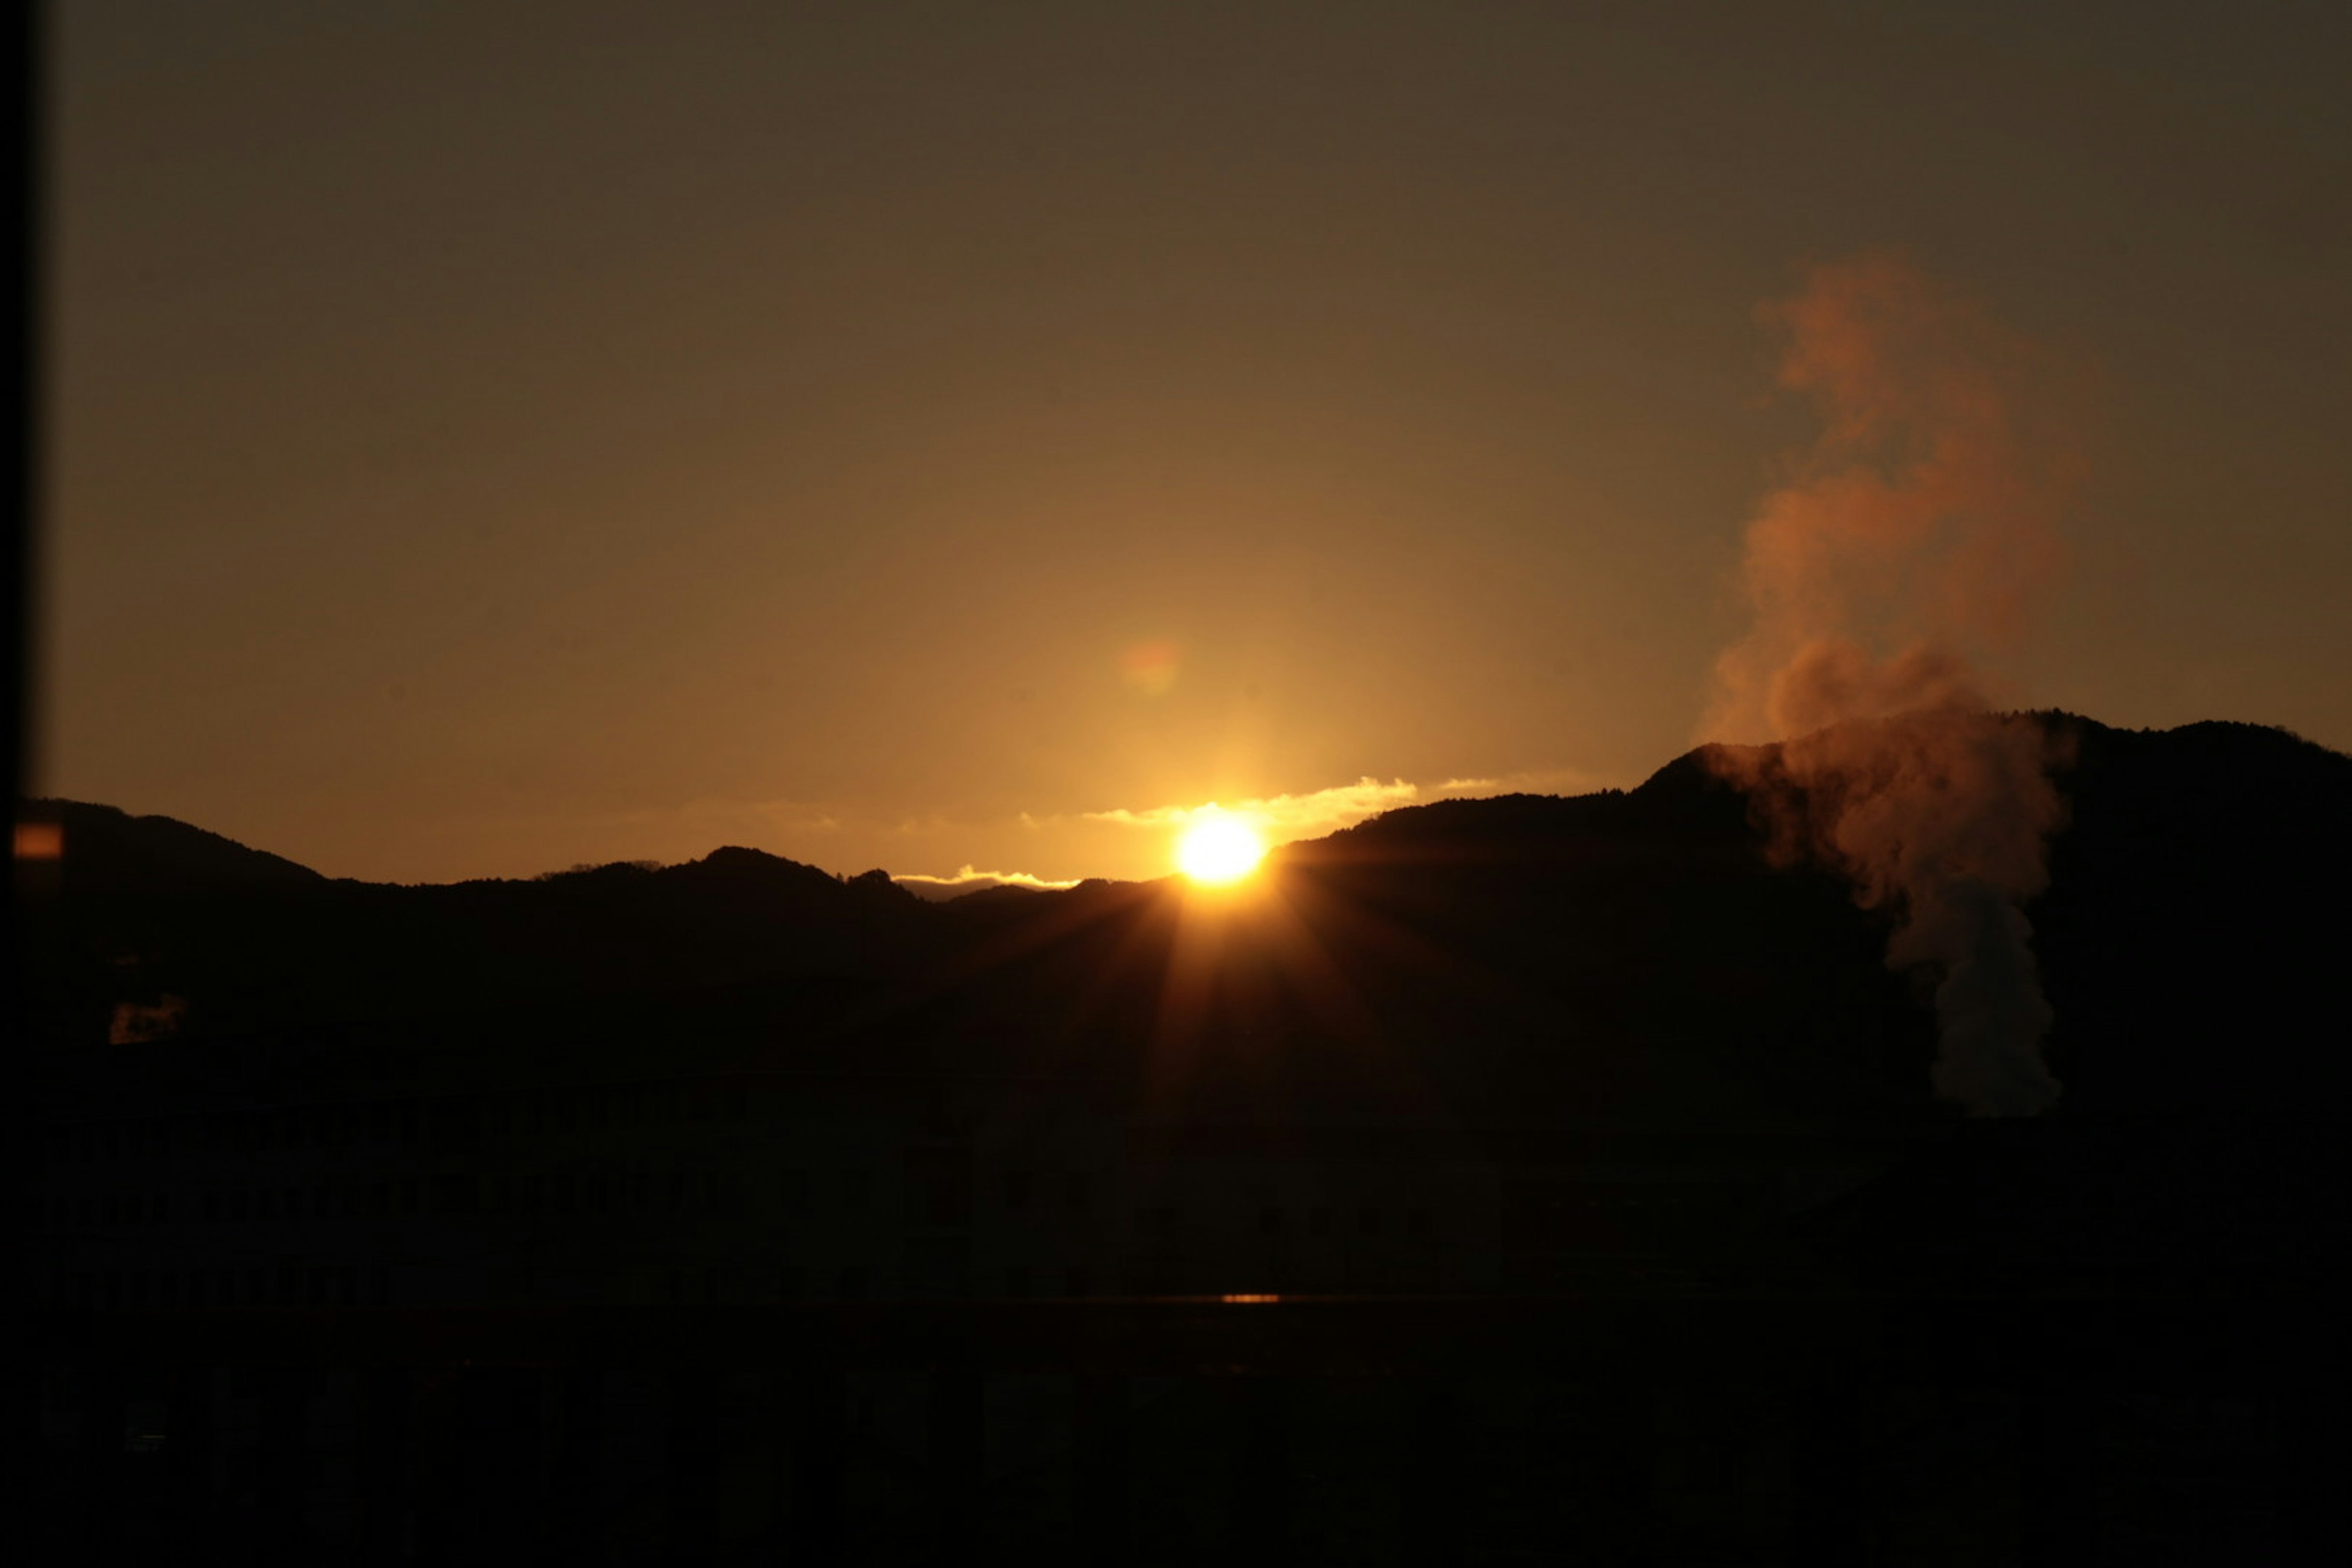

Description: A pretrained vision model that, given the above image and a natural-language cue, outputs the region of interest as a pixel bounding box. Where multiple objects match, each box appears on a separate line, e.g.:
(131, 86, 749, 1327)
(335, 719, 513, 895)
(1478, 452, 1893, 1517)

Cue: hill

(21, 714, 2350, 1128)
(20, 799, 325, 895)
(23, 713, 2352, 1300)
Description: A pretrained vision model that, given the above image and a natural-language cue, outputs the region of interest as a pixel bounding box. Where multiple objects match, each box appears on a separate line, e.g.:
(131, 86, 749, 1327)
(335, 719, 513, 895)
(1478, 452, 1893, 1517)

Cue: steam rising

(1708, 254, 2082, 1116)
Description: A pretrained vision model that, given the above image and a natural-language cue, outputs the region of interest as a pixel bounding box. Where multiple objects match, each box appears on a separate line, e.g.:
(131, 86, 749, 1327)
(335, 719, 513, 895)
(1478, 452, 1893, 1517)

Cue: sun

(1176, 816, 1267, 884)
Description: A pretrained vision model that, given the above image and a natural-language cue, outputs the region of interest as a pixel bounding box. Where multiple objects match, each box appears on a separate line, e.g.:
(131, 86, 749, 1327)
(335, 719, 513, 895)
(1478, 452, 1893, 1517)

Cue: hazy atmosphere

(28, 11, 2352, 1556)
(42, 1, 2351, 884)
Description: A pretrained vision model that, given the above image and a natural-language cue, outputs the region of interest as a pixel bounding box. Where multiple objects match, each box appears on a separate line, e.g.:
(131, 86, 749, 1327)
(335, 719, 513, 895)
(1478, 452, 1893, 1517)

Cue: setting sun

(1176, 816, 1267, 884)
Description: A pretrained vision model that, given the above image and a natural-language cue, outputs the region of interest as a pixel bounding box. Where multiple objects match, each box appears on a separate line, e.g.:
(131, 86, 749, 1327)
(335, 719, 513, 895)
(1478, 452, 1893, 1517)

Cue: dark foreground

(25, 717, 2351, 1560)
(32, 1285, 2348, 1566)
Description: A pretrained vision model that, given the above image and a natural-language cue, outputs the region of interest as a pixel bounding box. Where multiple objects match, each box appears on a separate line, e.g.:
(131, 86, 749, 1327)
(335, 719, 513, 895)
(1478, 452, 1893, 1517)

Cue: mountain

(23, 714, 2352, 1305)
(2033, 718, 2352, 1115)
(20, 714, 2351, 1130)
(20, 799, 325, 895)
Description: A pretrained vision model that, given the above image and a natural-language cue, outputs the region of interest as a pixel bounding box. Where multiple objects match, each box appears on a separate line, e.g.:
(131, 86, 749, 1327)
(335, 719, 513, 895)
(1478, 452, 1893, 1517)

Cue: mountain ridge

(21, 714, 2348, 1129)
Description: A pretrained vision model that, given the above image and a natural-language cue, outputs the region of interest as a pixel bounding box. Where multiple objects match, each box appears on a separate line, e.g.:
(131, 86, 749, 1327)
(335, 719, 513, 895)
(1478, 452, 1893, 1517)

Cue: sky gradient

(40, 1, 2351, 885)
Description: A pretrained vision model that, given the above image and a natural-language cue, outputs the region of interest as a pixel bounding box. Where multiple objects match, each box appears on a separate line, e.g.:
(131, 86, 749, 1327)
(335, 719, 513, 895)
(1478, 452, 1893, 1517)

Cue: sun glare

(1176, 816, 1267, 884)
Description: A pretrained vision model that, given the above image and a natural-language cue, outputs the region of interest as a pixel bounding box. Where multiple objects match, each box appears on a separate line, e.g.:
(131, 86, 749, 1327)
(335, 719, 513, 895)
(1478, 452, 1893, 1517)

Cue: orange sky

(39, 2, 2351, 885)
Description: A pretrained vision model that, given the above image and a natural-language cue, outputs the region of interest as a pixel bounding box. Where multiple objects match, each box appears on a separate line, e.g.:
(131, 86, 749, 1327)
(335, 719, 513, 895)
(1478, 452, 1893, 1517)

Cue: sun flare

(1176, 816, 1267, 884)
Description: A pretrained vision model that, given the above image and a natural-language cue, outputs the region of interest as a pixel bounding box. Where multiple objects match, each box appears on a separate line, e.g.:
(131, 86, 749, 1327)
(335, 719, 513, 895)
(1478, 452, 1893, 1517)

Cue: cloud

(1435, 768, 1603, 797)
(1118, 639, 1182, 696)
(1079, 771, 1606, 846)
(892, 865, 1085, 901)
(1083, 778, 1422, 837)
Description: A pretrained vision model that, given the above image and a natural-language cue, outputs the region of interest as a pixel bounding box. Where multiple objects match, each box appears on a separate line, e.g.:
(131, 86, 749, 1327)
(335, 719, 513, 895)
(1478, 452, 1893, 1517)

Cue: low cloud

(1085, 778, 1422, 836)
(1434, 768, 1601, 797)
(1080, 769, 1606, 847)
(893, 865, 1085, 901)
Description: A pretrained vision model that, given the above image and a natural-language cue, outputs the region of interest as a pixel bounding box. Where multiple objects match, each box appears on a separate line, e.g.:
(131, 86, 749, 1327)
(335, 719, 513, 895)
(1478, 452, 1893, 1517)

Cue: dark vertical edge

(1, 0, 36, 802)
(6, 14, 48, 1568)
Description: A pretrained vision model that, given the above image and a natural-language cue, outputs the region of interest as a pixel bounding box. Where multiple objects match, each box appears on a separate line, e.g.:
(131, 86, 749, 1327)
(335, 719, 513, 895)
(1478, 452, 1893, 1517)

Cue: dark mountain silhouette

(23, 714, 2349, 1136)
(2033, 718, 2352, 1116)
(909, 880, 1049, 905)
(28, 712, 2352, 1562)
(23, 799, 325, 895)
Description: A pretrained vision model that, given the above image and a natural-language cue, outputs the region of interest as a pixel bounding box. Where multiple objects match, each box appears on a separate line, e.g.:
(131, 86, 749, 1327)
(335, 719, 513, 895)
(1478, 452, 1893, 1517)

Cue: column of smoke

(1706, 252, 2082, 1117)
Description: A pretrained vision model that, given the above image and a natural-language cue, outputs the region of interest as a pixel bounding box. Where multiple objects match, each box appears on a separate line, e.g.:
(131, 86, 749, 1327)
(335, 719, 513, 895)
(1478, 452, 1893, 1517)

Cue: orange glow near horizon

(1175, 816, 1267, 884)
(14, 820, 63, 861)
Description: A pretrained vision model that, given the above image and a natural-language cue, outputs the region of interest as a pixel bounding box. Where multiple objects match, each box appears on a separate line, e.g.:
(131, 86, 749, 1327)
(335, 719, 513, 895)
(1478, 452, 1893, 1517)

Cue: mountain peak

(23, 799, 324, 895)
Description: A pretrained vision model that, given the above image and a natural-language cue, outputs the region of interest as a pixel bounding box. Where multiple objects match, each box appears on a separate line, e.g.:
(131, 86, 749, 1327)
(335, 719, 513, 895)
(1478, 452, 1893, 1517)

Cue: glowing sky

(40, 2, 2351, 885)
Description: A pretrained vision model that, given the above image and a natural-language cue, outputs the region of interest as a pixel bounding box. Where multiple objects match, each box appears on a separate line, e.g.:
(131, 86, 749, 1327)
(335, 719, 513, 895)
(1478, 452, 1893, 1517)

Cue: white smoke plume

(1706, 253, 2086, 1116)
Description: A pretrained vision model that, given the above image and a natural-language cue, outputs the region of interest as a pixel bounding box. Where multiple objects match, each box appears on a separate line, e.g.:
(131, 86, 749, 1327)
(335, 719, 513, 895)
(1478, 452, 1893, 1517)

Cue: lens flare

(1175, 816, 1265, 884)
(1119, 640, 1182, 696)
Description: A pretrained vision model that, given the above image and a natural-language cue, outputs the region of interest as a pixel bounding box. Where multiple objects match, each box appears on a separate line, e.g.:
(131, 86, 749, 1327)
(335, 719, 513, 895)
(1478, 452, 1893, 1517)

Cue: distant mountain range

(25, 714, 2352, 1298)
(23, 714, 2350, 1131)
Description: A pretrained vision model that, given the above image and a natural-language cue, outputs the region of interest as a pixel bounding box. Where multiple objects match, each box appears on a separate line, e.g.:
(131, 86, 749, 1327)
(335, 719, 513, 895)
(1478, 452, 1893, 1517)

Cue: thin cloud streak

(894, 865, 1085, 901)
(1079, 770, 1610, 844)
(1085, 778, 1422, 835)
